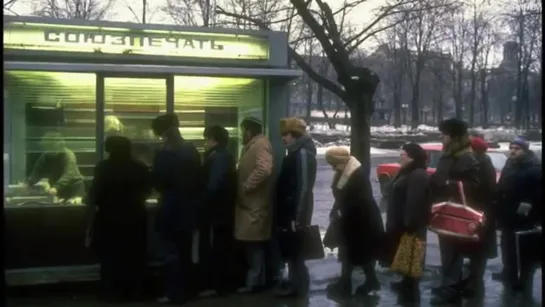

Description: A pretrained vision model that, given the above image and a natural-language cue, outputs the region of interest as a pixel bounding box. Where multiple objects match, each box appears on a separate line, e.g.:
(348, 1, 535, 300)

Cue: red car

(376, 143, 508, 197)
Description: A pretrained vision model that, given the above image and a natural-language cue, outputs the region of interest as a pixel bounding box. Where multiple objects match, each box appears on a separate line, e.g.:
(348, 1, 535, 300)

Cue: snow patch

(316, 146, 398, 156)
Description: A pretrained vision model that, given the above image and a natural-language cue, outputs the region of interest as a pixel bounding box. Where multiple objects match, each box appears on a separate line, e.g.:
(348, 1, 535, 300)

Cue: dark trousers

(340, 260, 377, 282)
(501, 230, 539, 289)
(243, 241, 266, 288)
(99, 251, 146, 300)
(438, 237, 487, 288)
(202, 225, 233, 292)
(286, 251, 309, 294)
(164, 231, 198, 301)
(266, 232, 284, 286)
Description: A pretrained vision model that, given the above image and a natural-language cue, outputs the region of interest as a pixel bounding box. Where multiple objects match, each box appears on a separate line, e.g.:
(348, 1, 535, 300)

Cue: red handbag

(429, 181, 485, 241)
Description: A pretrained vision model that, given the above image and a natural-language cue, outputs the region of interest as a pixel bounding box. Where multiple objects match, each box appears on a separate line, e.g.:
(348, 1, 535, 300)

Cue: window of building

(4, 71, 97, 207)
(173, 76, 266, 157)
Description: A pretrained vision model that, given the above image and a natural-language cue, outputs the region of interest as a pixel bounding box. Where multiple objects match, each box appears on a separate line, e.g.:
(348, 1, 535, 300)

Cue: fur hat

(510, 136, 529, 151)
(325, 147, 350, 166)
(280, 117, 307, 135)
(438, 118, 468, 138)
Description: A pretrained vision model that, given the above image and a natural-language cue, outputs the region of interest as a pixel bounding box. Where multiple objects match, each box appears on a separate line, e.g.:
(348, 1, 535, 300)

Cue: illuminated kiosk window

(174, 76, 265, 156)
(4, 71, 96, 206)
(4, 22, 270, 60)
(103, 77, 166, 167)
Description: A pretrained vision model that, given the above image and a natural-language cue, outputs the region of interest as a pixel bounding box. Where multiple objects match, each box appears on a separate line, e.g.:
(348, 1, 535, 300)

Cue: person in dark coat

(429, 119, 481, 305)
(199, 125, 238, 295)
(496, 137, 541, 294)
(454, 135, 498, 296)
(86, 136, 152, 302)
(151, 114, 203, 304)
(384, 143, 430, 297)
(324, 147, 385, 297)
(275, 117, 317, 297)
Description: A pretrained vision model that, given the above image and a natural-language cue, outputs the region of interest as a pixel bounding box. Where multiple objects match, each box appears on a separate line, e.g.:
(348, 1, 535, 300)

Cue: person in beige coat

(235, 117, 274, 293)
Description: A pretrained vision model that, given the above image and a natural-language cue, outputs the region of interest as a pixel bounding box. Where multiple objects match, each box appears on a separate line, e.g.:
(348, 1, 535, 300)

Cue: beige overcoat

(235, 134, 273, 241)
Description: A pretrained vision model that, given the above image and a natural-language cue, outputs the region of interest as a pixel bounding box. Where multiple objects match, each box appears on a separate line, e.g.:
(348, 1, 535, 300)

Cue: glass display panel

(103, 77, 167, 203)
(173, 76, 265, 157)
(4, 71, 97, 207)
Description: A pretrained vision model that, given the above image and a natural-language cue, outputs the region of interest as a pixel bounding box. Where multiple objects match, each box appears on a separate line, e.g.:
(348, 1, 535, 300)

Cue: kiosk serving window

(174, 76, 265, 157)
(103, 77, 166, 167)
(4, 71, 97, 207)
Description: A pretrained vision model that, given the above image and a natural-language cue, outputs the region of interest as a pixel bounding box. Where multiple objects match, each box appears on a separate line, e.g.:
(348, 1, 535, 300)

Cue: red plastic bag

(429, 181, 485, 241)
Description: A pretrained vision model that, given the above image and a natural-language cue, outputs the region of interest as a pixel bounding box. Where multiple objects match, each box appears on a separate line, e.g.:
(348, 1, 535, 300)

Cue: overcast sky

(7, 0, 519, 66)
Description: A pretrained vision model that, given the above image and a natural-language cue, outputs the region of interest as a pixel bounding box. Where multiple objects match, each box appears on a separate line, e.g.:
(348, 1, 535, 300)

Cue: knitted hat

(280, 117, 306, 135)
(401, 142, 427, 169)
(438, 118, 468, 138)
(510, 136, 529, 151)
(470, 136, 489, 153)
(325, 147, 350, 166)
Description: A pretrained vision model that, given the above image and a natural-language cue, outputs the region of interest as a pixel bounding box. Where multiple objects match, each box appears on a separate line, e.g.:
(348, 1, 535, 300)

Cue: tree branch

(215, 5, 346, 99)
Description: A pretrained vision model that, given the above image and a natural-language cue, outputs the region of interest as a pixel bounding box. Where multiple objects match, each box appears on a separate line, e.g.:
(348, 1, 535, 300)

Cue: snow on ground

(316, 146, 398, 156)
(311, 123, 540, 140)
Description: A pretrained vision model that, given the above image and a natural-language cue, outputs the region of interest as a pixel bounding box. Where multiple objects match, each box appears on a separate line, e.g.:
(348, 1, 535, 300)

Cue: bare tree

(217, 0, 435, 176)
(372, 26, 407, 127)
(397, 0, 457, 128)
(162, 0, 216, 26)
(32, 0, 114, 20)
(123, 0, 151, 23)
(4, 0, 18, 14)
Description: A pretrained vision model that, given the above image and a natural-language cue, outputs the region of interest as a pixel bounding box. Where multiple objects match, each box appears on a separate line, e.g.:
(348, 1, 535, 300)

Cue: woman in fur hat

(429, 119, 481, 305)
(324, 147, 385, 297)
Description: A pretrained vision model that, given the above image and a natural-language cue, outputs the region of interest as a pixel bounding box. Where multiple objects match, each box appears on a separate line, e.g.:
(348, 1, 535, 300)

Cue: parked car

(376, 143, 508, 197)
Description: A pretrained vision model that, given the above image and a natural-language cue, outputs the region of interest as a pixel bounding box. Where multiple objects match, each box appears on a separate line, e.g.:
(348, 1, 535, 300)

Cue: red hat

(470, 136, 488, 153)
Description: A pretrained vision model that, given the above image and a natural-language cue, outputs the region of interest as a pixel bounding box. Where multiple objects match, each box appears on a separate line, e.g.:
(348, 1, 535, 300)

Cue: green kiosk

(3, 15, 301, 285)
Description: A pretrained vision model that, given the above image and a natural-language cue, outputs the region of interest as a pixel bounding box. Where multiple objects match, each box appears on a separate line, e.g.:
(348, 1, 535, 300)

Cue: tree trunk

(480, 69, 489, 129)
(454, 63, 464, 119)
(393, 76, 402, 128)
(305, 75, 313, 123)
(410, 64, 422, 129)
(348, 95, 372, 178)
(468, 69, 477, 127)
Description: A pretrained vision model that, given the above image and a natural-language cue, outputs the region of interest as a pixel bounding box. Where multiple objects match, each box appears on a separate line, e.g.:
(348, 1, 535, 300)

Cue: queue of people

(84, 114, 541, 306)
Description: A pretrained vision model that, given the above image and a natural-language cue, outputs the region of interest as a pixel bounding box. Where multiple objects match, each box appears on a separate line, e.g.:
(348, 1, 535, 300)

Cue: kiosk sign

(4, 22, 270, 60)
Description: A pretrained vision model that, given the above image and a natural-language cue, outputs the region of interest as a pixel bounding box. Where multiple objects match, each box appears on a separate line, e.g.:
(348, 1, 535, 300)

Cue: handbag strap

(456, 181, 467, 207)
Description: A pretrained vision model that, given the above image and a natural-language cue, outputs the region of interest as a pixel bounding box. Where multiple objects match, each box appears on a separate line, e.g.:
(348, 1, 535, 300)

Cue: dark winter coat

(153, 140, 202, 239)
(384, 165, 431, 265)
(430, 137, 481, 255)
(276, 135, 317, 228)
(201, 145, 237, 227)
(330, 157, 385, 266)
(27, 148, 85, 199)
(497, 151, 542, 230)
(471, 151, 498, 259)
(87, 156, 152, 269)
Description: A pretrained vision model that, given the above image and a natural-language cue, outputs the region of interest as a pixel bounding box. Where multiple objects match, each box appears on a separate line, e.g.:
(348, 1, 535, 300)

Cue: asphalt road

(7, 154, 542, 307)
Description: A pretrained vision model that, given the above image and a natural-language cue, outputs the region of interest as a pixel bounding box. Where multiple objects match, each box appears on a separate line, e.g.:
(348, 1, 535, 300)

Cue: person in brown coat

(235, 117, 274, 293)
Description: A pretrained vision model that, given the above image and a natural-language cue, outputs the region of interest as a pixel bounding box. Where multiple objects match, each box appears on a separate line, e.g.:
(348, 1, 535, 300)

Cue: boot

(355, 264, 380, 296)
(355, 277, 380, 296)
(392, 276, 419, 293)
(326, 278, 352, 297)
(460, 278, 484, 298)
(430, 286, 461, 305)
